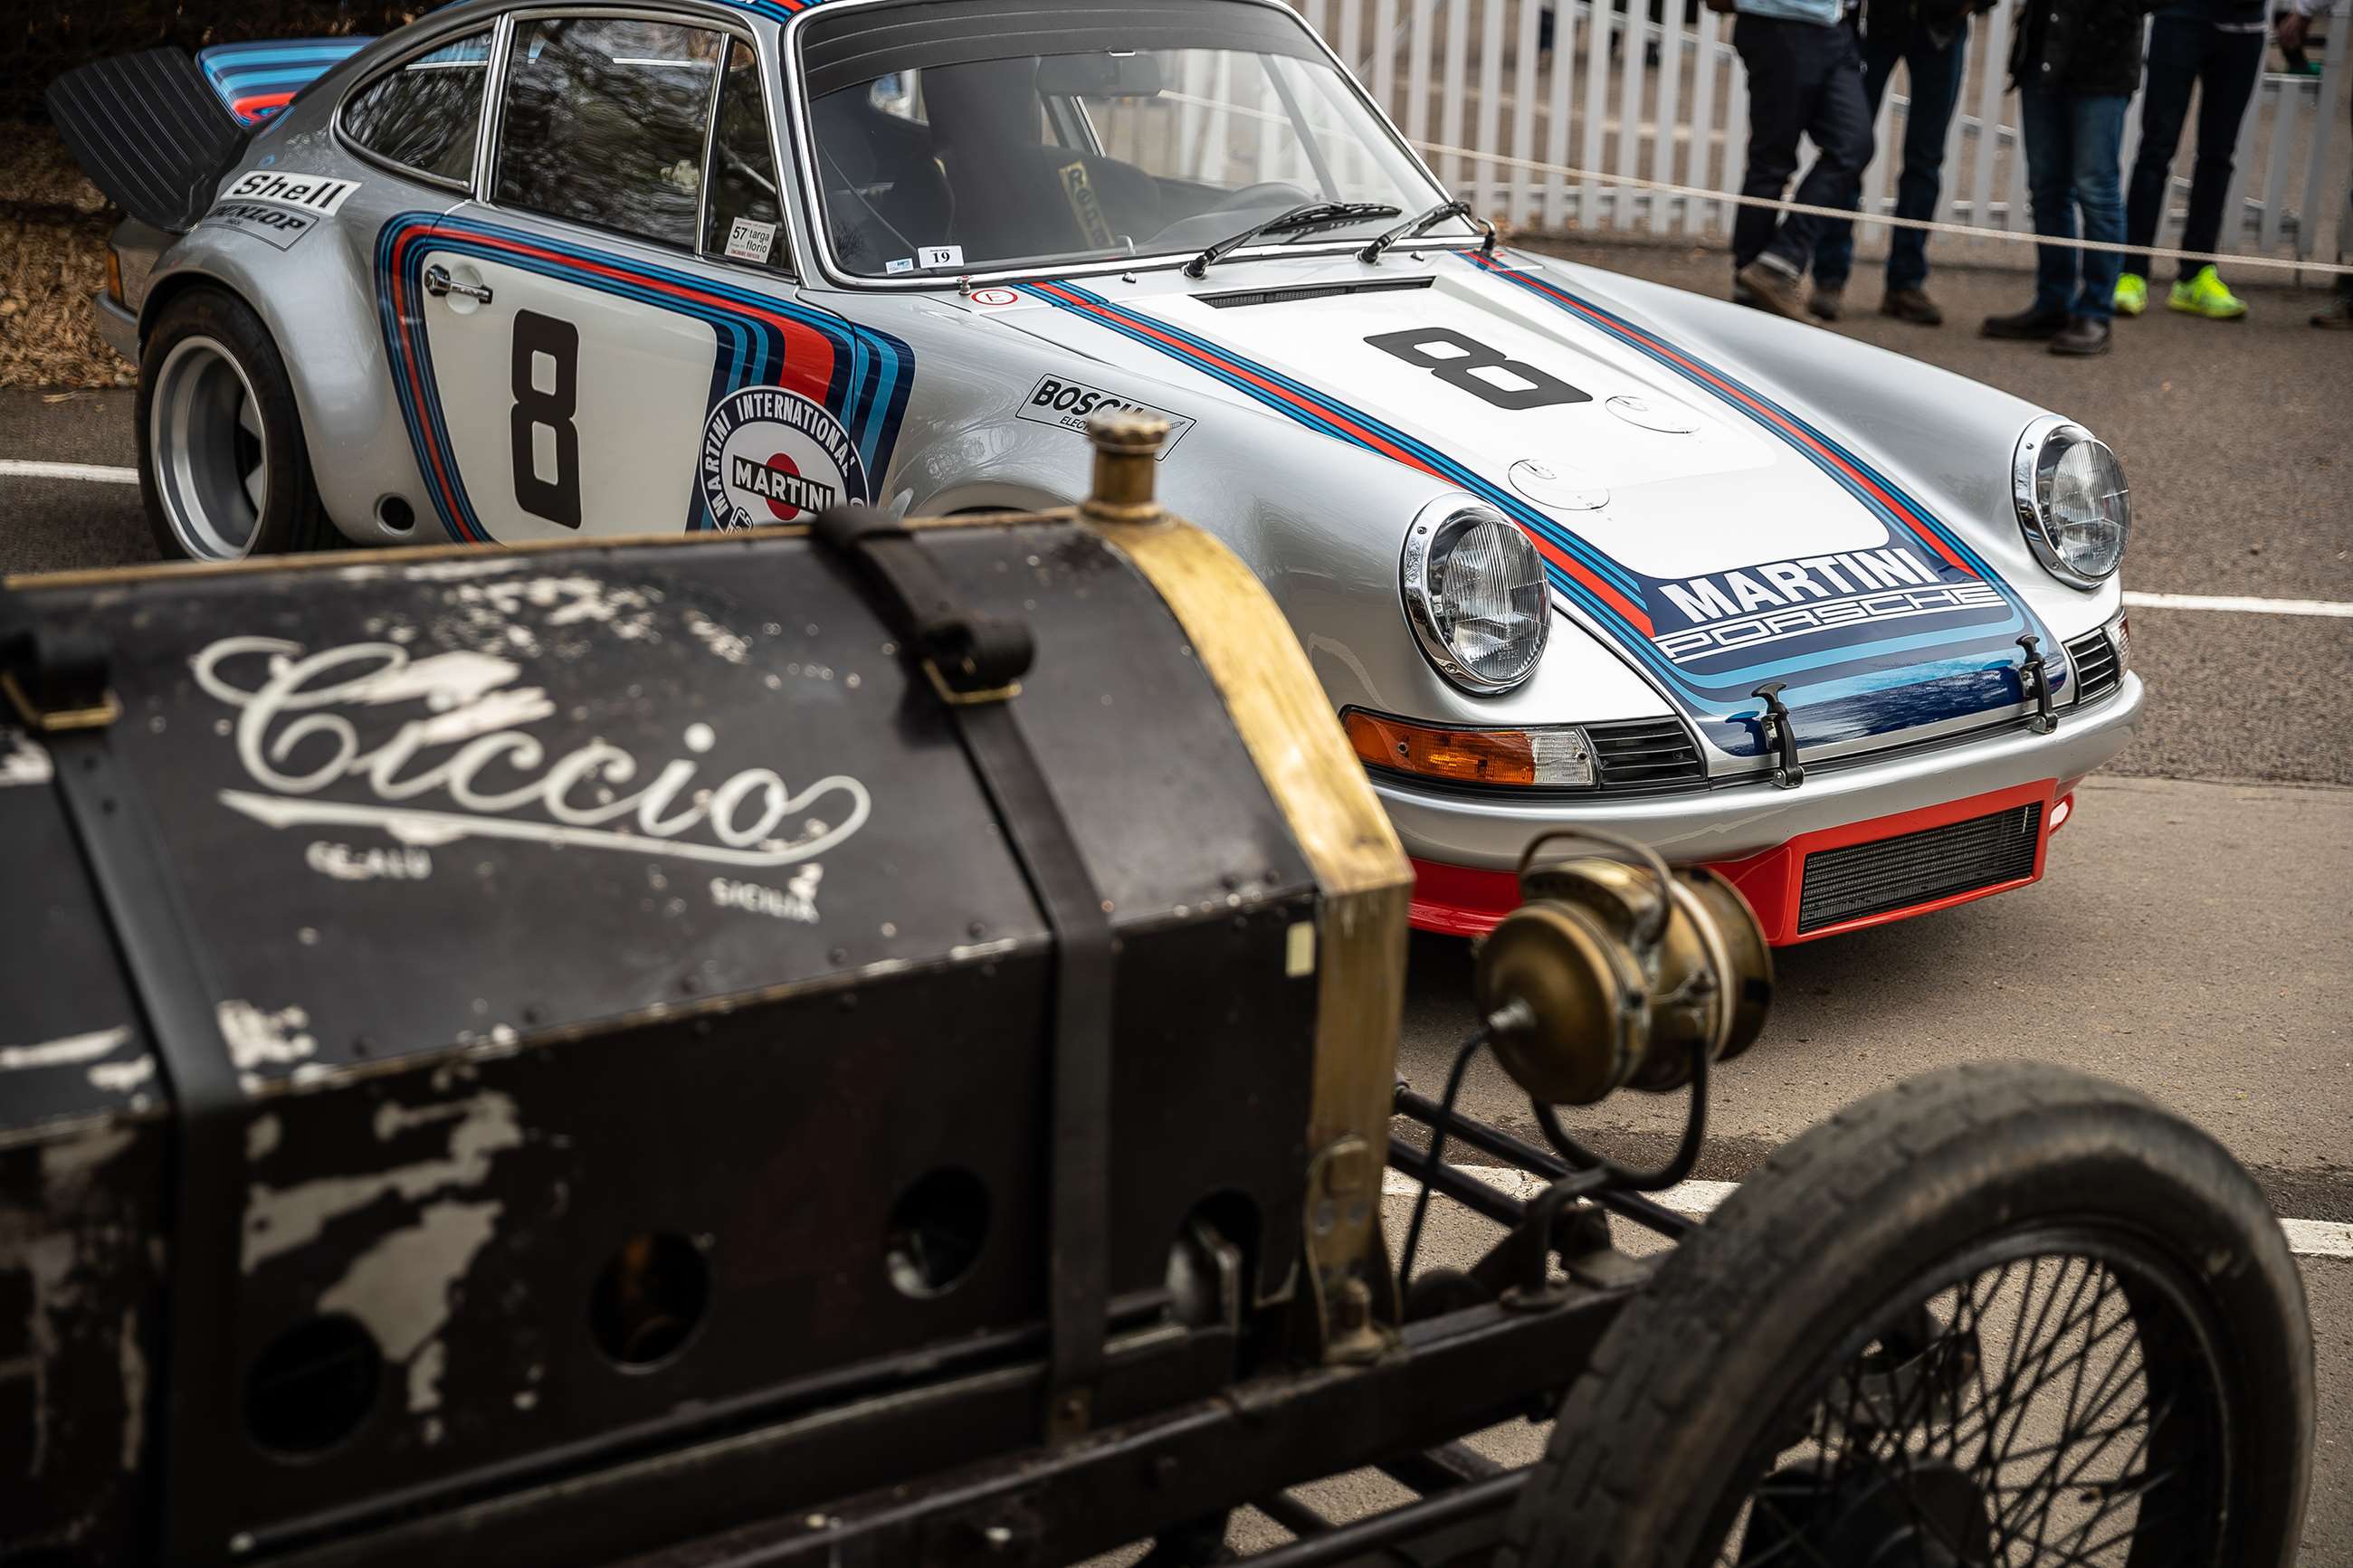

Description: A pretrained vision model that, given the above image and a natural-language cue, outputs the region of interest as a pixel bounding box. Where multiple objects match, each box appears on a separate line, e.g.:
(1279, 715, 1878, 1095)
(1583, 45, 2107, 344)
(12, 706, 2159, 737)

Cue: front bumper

(1382, 672, 2144, 942)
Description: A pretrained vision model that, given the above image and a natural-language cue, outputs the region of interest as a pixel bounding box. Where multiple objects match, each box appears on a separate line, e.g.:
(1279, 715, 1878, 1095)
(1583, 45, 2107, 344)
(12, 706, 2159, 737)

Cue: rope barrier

(1410, 138, 2353, 279)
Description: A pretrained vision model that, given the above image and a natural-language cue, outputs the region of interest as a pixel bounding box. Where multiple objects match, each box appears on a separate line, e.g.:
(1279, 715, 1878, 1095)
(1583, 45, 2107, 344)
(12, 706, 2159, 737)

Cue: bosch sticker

(700, 386, 869, 529)
(1015, 375, 1194, 457)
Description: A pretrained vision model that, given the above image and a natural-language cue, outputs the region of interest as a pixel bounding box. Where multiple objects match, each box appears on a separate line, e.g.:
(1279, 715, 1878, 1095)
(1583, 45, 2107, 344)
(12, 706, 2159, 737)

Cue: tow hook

(2015, 634, 2057, 735)
(1751, 681, 1805, 790)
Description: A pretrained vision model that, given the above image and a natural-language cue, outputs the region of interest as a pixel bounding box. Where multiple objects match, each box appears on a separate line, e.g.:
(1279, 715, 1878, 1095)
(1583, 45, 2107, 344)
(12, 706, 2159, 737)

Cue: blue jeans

(2019, 88, 2129, 320)
(1730, 14, 1876, 273)
(1812, 15, 1970, 291)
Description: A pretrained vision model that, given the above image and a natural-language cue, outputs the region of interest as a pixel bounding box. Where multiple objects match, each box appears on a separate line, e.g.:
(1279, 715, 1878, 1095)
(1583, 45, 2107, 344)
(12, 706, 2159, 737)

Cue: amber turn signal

(1344, 711, 1595, 788)
(104, 247, 125, 308)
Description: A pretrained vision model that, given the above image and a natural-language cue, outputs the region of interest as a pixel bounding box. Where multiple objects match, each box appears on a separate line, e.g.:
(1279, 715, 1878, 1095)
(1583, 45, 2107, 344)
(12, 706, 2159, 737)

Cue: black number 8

(510, 309, 582, 528)
(1364, 328, 1588, 411)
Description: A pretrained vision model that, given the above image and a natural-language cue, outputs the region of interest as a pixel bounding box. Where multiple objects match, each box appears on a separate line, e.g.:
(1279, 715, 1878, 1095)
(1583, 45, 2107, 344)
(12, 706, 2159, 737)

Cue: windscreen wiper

(1358, 198, 1495, 263)
(1183, 201, 1402, 279)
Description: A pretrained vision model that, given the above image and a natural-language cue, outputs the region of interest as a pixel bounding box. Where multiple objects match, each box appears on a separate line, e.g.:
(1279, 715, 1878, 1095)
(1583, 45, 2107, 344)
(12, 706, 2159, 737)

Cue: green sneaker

(2168, 265, 2247, 320)
(2113, 273, 2147, 317)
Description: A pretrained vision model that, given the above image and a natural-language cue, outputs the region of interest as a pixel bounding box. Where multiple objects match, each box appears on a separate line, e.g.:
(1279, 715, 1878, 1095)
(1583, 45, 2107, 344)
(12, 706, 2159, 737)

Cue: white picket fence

(1287, 0, 2352, 265)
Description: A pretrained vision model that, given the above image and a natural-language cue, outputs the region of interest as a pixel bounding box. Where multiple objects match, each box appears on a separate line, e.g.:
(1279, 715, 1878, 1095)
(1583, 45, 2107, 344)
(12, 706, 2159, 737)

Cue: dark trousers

(2020, 87, 2129, 320)
(1730, 13, 1876, 273)
(1811, 14, 1970, 290)
(2124, 14, 2266, 280)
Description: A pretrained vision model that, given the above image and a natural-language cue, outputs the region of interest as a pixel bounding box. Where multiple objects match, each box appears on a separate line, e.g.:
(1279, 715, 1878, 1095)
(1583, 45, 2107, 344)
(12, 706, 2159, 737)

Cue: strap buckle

(921, 657, 1022, 708)
(2, 667, 120, 732)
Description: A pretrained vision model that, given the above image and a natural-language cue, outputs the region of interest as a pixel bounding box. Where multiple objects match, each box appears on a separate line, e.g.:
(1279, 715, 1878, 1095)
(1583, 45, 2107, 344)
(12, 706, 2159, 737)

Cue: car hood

(997, 252, 2061, 764)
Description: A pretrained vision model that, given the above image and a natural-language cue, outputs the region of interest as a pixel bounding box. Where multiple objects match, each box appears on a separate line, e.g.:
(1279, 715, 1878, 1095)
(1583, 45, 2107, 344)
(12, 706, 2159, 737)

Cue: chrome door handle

(423, 263, 493, 304)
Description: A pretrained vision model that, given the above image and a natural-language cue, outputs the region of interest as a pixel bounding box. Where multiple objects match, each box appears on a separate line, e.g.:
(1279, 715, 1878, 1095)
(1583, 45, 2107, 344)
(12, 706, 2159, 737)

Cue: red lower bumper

(1409, 779, 2076, 946)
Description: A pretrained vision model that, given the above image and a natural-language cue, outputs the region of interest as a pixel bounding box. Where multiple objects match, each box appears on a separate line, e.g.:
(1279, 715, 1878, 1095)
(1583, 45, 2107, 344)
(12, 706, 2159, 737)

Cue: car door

(392, 13, 906, 545)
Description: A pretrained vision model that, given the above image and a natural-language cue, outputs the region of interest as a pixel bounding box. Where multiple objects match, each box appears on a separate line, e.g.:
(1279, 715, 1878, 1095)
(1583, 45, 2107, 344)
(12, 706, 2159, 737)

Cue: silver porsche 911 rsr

(51, 0, 2138, 945)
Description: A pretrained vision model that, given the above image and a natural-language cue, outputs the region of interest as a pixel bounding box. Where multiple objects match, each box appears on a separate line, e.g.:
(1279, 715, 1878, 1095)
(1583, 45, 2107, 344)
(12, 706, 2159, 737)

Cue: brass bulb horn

(1472, 829, 1772, 1107)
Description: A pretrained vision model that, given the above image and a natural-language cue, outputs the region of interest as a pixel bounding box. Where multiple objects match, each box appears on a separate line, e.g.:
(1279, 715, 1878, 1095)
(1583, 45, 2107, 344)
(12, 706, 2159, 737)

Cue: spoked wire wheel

(1716, 1227, 2229, 1566)
(1500, 1064, 2313, 1568)
(148, 333, 270, 561)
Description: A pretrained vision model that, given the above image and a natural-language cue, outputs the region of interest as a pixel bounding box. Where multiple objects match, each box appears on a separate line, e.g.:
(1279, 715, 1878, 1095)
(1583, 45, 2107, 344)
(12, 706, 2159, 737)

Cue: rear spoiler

(44, 39, 373, 234)
(46, 50, 248, 233)
(197, 38, 375, 127)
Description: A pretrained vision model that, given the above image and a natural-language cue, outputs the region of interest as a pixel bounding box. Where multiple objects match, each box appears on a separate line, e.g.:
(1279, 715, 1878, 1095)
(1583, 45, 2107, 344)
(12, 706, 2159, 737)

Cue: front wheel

(138, 284, 333, 562)
(1500, 1062, 2313, 1568)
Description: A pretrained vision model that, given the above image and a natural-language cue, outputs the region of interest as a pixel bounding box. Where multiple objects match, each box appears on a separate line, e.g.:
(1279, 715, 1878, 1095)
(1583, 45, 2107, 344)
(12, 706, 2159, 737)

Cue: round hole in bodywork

(376, 494, 416, 534)
(885, 1167, 990, 1298)
(245, 1312, 383, 1457)
(590, 1232, 710, 1369)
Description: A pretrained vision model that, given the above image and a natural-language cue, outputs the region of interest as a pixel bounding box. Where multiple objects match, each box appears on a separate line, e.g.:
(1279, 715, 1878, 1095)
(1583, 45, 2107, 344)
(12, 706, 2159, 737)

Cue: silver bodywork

(104, 0, 2139, 909)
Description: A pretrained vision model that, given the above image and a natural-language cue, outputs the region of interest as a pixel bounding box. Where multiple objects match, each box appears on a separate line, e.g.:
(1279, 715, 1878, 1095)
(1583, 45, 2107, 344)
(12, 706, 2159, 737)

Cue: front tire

(1500, 1063, 2313, 1568)
(138, 285, 332, 562)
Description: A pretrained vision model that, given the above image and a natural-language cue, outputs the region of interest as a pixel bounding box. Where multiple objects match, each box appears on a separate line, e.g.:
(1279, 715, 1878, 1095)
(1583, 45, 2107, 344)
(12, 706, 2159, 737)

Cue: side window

(495, 17, 724, 250)
(700, 39, 788, 271)
(342, 26, 492, 184)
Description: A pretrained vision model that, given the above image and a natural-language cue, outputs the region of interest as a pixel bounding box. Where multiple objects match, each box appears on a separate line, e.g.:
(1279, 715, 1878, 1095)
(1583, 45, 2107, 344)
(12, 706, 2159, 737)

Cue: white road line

(2122, 590, 2353, 619)
(1386, 1165, 2353, 1260)
(0, 459, 138, 485)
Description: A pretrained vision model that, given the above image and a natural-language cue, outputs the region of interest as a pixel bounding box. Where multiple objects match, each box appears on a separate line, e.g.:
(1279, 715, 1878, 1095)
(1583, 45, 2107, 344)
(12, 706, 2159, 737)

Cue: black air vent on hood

(1198, 277, 1437, 309)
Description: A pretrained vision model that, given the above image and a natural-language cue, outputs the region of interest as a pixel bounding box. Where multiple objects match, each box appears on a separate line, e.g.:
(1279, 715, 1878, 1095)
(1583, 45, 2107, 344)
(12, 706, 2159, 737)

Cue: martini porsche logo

(1651, 547, 2004, 666)
(700, 386, 868, 530)
(190, 636, 870, 869)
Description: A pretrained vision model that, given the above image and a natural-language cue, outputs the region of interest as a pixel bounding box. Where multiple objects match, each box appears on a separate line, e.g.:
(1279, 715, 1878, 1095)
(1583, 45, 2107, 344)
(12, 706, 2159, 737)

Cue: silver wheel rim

(149, 335, 270, 561)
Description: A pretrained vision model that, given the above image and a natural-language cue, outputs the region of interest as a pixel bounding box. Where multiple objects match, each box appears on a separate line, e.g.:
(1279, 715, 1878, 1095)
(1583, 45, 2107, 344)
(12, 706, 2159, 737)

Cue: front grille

(2064, 627, 2120, 706)
(1586, 717, 1708, 792)
(1796, 803, 2043, 934)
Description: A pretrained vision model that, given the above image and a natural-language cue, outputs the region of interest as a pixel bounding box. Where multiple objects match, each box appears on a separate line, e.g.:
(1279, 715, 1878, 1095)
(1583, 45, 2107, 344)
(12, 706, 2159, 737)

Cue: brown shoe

(1806, 284, 1843, 321)
(1734, 258, 1808, 321)
(2314, 294, 2353, 329)
(2049, 316, 2112, 356)
(1881, 287, 1943, 327)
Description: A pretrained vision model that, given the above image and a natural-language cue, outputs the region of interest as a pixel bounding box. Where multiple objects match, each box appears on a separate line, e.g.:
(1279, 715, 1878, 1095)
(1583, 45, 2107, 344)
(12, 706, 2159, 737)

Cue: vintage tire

(1500, 1062, 2312, 1568)
(138, 285, 334, 563)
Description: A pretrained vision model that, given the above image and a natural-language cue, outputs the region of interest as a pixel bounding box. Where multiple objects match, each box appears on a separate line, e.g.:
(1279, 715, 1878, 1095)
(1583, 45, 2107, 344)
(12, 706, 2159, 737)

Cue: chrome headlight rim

(2012, 415, 2129, 588)
(1400, 497, 1552, 694)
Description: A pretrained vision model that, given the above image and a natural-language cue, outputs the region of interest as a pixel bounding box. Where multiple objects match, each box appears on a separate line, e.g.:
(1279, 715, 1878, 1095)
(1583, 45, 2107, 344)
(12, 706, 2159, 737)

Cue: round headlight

(2014, 418, 2129, 585)
(1402, 504, 1550, 692)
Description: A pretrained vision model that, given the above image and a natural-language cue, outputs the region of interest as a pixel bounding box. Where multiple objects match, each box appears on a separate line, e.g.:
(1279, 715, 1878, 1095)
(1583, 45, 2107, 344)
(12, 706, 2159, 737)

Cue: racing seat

(810, 90, 954, 271)
(922, 59, 1159, 264)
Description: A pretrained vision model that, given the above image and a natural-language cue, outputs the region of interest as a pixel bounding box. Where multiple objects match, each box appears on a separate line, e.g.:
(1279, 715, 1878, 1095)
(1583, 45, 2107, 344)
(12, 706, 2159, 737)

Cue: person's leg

(1775, 19, 1875, 272)
(2167, 22, 2265, 315)
(2124, 15, 2199, 281)
(1811, 21, 1898, 292)
(1732, 16, 1805, 271)
(1883, 19, 1967, 293)
(2069, 92, 2129, 319)
(2020, 87, 2080, 315)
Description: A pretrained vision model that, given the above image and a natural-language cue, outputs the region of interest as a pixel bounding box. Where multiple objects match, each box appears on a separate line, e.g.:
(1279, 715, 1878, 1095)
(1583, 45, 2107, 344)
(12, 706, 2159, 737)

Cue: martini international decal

(700, 385, 870, 529)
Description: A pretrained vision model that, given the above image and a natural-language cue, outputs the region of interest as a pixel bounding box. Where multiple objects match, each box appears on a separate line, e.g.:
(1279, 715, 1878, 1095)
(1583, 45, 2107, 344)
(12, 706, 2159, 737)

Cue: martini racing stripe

(196, 39, 372, 124)
(376, 214, 910, 544)
(1015, 280, 1656, 633)
(1463, 252, 2016, 593)
(1017, 277, 2057, 758)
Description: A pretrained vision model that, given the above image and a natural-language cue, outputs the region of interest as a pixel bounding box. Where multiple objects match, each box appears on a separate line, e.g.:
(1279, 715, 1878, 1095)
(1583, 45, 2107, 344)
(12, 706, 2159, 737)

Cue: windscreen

(796, 0, 1459, 277)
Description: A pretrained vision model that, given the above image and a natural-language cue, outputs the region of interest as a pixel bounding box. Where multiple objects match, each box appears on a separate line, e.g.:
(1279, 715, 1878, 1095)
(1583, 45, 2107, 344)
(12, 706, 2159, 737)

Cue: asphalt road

(5, 242, 2350, 1562)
